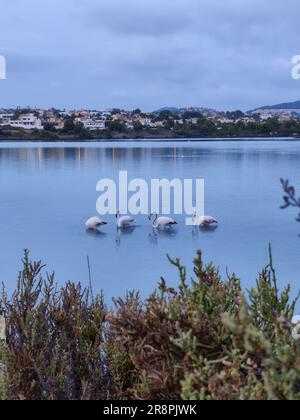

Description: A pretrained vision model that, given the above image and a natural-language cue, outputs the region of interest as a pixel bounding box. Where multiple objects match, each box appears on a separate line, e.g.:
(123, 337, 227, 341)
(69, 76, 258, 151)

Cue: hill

(252, 100, 300, 111)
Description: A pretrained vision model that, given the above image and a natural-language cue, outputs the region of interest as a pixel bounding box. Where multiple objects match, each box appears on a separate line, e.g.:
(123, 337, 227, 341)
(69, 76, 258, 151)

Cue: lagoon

(0, 140, 299, 302)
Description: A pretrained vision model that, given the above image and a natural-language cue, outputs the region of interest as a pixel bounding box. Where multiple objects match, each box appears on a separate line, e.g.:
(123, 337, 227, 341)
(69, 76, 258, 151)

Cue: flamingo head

(148, 212, 156, 221)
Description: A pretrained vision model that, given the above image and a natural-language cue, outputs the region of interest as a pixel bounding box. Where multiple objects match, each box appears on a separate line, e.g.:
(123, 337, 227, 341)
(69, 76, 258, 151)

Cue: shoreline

(0, 136, 299, 144)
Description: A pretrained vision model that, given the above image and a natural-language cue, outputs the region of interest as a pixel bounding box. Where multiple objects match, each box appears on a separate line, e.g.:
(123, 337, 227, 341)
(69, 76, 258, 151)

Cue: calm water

(0, 140, 300, 302)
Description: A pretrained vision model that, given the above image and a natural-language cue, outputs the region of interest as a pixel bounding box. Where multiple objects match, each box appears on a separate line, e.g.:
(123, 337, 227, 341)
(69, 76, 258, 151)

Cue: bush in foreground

(0, 249, 300, 400)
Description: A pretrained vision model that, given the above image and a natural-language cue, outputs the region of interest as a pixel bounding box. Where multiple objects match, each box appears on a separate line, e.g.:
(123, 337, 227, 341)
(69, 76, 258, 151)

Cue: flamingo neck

(116, 213, 122, 227)
(152, 214, 158, 228)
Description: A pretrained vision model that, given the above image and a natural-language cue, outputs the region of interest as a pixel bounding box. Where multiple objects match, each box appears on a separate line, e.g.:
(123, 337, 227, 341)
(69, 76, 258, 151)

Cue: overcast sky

(0, 0, 299, 111)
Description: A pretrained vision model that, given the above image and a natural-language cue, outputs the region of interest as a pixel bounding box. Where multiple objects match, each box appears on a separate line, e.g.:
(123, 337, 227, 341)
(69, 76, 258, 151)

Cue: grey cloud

(0, 0, 299, 111)
(87, 0, 192, 36)
(6, 53, 58, 77)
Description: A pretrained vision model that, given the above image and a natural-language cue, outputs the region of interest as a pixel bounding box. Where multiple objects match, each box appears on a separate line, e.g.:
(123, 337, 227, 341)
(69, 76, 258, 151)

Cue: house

(0, 113, 43, 130)
(153, 121, 165, 128)
(138, 118, 154, 127)
(174, 119, 185, 125)
(218, 118, 235, 124)
(42, 111, 65, 129)
(0, 112, 14, 124)
(76, 118, 106, 131)
(112, 113, 127, 122)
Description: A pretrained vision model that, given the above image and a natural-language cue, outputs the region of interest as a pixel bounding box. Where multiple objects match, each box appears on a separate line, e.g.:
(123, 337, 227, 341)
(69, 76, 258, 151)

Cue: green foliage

(43, 122, 57, 132)
(2, 116, 300, 140)
(248, 245, 299, 337)
(0, 249, 299, 400)
(106, 120, 128, 133)
(182, 111, 203, 120)
(60, 119, 93, 139)
(133, 121, 144, 131)
(0, 250, 106, 400)
(12, 108, 36, 120)
(225, 110, 245, 120)
(132, 109, 142, 115)
(61, 118, 76, 134)
(108, 250, 300, 400)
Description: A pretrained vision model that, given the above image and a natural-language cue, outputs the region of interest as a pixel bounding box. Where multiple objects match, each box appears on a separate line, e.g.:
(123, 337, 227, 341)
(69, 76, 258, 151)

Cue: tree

(133, 121, 143, 131)
(182, 111, 203, 120)
(13, 109, 32, 120)
(111, 108, 122, 115)
(158, 110, 173, 120)
(225, 110, 244, 120)
(43, 123, 57, 132)
(107, 120, 127, 133)
(62, 119, 76, 134)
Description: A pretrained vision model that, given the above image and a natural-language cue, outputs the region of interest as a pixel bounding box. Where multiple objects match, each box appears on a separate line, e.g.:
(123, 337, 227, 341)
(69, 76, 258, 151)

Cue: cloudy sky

(0, 0, 299, 111)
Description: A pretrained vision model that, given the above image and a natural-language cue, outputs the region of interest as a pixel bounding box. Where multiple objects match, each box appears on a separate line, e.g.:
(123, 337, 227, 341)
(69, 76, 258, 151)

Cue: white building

(218, 118, 235, 124)
(139, 118, 154, 127)
(0, 113, 44, 130)
(0, 113, 14, 123)
(76, 118, 106, 131)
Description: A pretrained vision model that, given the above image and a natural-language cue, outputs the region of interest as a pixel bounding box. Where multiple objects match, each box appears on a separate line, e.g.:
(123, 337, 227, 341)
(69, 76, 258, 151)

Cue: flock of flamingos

(85, 212, 218, 231)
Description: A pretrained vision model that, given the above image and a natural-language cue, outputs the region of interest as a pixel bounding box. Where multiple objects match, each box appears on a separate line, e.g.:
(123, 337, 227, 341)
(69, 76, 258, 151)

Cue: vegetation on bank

(1, 116, 300, 140)
(0, 248, 300, 400)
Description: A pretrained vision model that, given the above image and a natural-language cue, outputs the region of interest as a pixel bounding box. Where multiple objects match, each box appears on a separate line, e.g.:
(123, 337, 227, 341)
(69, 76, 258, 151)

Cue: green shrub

(0, 250, 107, 400)
(107, 249, 300, 400)
(0, 249, 300, 400)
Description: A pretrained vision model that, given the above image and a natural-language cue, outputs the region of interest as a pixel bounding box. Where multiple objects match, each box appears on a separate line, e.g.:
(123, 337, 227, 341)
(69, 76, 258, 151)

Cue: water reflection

(86, 229, 107, 239)
(199, 225, 219, 233)
(115, 226, 137, 247)
(0, 141, 299, 172)
(192, 225, 219, 240)
(148, 227, 178, 245)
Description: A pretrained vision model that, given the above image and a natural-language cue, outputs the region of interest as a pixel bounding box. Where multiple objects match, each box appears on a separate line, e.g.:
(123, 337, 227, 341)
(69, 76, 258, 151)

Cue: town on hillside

(1, 105, 300, 139)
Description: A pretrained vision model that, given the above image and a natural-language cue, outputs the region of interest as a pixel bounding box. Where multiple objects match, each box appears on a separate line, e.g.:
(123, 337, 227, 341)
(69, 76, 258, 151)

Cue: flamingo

(116, 210, 135, 228)
(192, 213, 218, 226)
(149, 213, 178, 229)
(85, 216, 107, 230)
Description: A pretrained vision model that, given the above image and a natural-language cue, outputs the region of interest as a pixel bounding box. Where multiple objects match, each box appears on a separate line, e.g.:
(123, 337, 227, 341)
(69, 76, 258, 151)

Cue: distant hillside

(155, 107, 180, 114)
(155, 106, 218, 115)
(252, 100, 300, 111)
